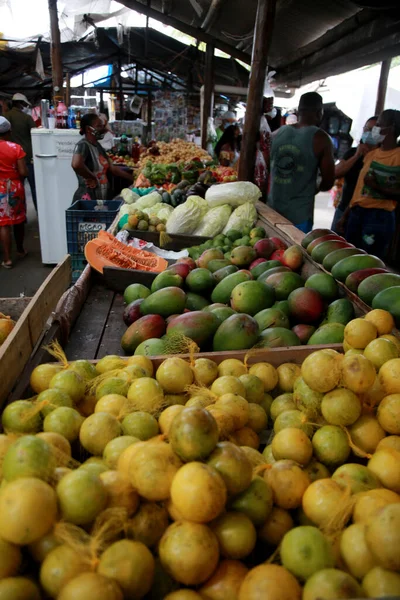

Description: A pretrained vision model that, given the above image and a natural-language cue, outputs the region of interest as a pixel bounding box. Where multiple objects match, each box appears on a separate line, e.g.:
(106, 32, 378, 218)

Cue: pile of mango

(119, 229, 374, 356)
(303, 229, 400, 326)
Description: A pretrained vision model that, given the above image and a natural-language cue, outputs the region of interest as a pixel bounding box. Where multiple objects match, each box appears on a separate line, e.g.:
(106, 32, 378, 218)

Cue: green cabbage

(120, 188, 139, 204)
(222, 202, 258, 234)
(134, 191, 162, 210)
(206, 181, 261, 208)
(193, 204, 232, 237)
(143, 203, 174, 221)
(166, 196, 209, 234)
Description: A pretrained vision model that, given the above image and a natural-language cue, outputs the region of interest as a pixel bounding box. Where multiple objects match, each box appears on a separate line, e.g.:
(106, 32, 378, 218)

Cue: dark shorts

(345, 205, 396, 260)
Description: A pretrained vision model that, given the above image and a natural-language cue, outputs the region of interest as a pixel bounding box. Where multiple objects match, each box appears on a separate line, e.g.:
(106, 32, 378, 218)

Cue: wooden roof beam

(201, 0, 227, 32)
(117, 0, 251, 64)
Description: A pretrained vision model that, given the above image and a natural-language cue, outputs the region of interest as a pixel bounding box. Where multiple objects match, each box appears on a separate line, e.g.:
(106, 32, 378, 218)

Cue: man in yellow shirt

(345, 109, 400, 259)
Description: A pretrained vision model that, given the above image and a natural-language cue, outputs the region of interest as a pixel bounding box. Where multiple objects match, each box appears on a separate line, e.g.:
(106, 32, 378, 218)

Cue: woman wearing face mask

(332, 116, 378, 234)
(71, 114, 132, 203)
(344, 109, 400, 259)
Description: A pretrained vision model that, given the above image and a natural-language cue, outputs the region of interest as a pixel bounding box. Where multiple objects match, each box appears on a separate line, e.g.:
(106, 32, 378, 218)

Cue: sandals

(1, 261, 12, 269)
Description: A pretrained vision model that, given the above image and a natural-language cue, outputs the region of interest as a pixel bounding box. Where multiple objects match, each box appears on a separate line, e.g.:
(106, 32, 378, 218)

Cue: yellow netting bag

(159, 231, 172, 248)
(54, 507, 128, 570)
(162, 333, 200, 367)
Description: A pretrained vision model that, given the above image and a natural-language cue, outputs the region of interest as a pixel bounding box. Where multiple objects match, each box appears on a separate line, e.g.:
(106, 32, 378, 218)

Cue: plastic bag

(120, 188, 139, 204)
(222, 202, 257, 234)
(166, 196, 208, 234)
(193, 204, 232, 237)
(206, 181, 261, 208)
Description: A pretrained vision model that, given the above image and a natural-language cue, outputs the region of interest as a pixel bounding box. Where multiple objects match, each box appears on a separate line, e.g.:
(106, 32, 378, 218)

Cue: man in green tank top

(269, 92, 335, 233)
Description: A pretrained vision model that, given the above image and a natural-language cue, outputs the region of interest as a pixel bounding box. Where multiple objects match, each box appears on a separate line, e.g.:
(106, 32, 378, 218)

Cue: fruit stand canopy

(0, 1, 399, 94)
(118, 0, 400, 87)
(0, 26, 250, 94)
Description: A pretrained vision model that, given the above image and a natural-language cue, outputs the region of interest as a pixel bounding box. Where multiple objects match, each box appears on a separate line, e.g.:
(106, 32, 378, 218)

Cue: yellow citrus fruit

(341, 354, 376, 394)
(127, 355, 153, 376)
(377, 393, 400, 434)
(218, 359, 247, 377)
(248, 362, 278, 392)
(364, 338, 398, 370)
(340, 523, 377, 580)
(368, 448, 400, 493)
(377, 435, 400, 452)
(170, 462, 226, 523)
(276, 363, 301, 393)
(379, 359, 400, 395)
(301, 350, 342, 393)
(199, 559, 248, 600)
(380, 334, 400, 354)
(365, 309, 395, 335)
(344, 318, 378, 349)
(238, 564, 301, 600)
(156, 358, 194, 394)
(258, 507, 294, 546)
(348, 415, 386, 454)
(353, 488, 400, 524)
(362, 566, 400, 598)
(272, 428, 313, 466)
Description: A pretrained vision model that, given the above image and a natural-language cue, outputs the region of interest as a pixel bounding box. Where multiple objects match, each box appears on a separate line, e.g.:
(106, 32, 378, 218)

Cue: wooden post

(238, 0, 276, 182)
(147, 90, 153, 141)
(48, 0, 64, 103)
(201, 43, 214, 149)
(65, 72, 70, 107)
(118, 54, 124, 120)
(99, 89, 105, 113)
(375, 59, 391, 116)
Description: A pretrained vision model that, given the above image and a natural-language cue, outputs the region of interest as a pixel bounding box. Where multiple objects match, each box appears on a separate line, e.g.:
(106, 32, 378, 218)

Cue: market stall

(1, 182, 400, 599)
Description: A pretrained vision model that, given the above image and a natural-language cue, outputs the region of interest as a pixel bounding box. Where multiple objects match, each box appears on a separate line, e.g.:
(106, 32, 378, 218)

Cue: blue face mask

(361, 131, 375, 145)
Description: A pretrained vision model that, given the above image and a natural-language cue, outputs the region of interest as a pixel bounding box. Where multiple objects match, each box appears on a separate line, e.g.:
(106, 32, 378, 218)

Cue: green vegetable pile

(187, 227, 267, 261)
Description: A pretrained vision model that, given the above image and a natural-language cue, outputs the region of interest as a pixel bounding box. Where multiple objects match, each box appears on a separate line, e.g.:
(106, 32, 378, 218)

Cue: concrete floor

(0, 186, 335, 300)
(0, 185, 53, 299)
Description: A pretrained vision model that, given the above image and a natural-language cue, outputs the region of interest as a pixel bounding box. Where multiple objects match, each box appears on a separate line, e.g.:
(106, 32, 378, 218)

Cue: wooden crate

(0, 256, 72, 408)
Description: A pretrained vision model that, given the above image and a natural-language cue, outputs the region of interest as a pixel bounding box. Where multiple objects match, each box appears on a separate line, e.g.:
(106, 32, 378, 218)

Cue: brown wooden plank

(26, 255, 71, 346)
(0, 317, 33, 409)
(96, 294, 127, 358)
(64, 283, 115, 361)
(256, 201, 293, 226)
(8, 322, 62, 403)
(276, 223, 305, 245)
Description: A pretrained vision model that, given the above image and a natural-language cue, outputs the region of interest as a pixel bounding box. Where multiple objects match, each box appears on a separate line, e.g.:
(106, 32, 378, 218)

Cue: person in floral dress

(0, 116, 28, 268)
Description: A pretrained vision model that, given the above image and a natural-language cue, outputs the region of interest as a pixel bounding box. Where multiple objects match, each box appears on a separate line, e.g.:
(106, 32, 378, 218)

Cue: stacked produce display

(302, 229, 400, 326)
(1, 306, 400, 598)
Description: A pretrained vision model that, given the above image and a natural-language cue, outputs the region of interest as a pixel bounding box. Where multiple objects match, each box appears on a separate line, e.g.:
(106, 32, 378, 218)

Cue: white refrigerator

(32, 129, 81, 264)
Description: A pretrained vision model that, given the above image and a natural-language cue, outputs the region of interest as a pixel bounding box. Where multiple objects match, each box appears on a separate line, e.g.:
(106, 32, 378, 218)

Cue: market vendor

(71, 114, 133, 203)
(0, 116, 28, 268)
(215, 125, 241, 167)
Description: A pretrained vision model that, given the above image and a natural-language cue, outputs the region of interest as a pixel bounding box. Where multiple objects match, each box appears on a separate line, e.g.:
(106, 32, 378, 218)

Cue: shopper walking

(344, 109, 400, 259)
(5, 93, 37, 211)
(332, 116, 378, 233)
(268, 92, 335, 233)
(215, 124, 241, 167)
(0, 117, 28, 268)
(71, 113, 133, 203)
